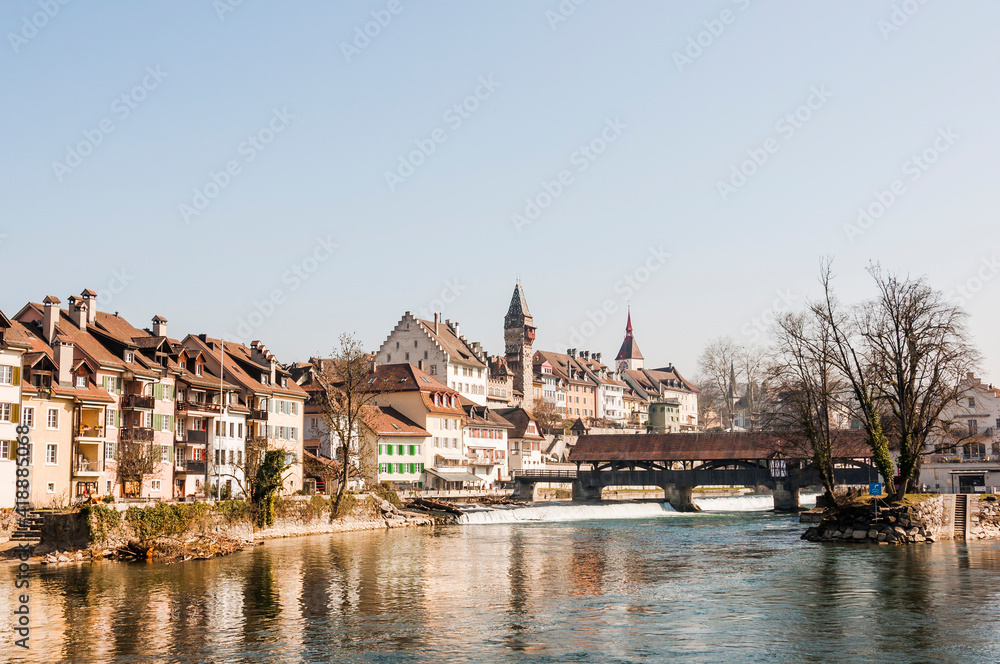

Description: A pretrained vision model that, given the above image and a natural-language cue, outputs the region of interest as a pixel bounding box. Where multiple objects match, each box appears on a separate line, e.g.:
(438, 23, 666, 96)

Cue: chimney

(68, 296, 87, 330)
(56, 340, 74, 386)
(152, 315, 167, 337)
(433, 313, 439, 335)
(567, 348, 577, 358)
(593, 353, 602, 363)
(42, 295, 61, 342)
(81, 289, 98, 324)
(581, 350, 590, 360)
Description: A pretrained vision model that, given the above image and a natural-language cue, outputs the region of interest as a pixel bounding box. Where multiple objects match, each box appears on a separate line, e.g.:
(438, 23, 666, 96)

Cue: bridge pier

(512, 482, 536, 502)
(572, 480, 603, 501)
(772, 482, 802, 511)
(664, 484, 700, 512)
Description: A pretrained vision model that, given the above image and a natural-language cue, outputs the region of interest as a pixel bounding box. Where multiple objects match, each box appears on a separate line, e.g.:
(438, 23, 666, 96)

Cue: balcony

(123, 394, 154, 410)
(176, 459, 207, 474)
(177, 429, 208, 444)
(249, 409, 269, 421)
(176, 400, 221, 414)
(470, 456, 500, 466)
(75, 425, 105, 439)
(74, 459, 102, 475)
(120, 427, 154, 443)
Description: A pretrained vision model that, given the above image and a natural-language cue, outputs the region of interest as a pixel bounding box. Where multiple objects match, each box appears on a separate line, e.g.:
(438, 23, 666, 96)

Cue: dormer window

(124, 351, 134, 364)
(195, 364, 202, 377)
(281, 377, 288, 388)
(75, 375, 86, 388)
(261, 374, 269, 385)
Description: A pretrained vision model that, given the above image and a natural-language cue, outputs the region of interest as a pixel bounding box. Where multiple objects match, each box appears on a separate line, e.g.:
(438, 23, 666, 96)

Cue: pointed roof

(506, 283, 531, 321)
(615, 309, 643, 361)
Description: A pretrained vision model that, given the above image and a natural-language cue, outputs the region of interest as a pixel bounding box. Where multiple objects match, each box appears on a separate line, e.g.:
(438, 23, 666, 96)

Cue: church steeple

(616, 307, 644, 372)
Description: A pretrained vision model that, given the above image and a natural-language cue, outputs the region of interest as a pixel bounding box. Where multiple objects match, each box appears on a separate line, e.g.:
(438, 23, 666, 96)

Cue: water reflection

(6, 515, 1000, 663)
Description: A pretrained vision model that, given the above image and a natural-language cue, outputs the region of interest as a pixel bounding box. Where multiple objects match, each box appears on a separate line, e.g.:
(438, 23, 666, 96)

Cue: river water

(5, 498, 1000, 663)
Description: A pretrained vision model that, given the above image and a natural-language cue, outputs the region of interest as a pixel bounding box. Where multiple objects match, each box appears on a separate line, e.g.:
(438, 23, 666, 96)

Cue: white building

(376, 312, 490, 406)
(0, 310, 27, 508)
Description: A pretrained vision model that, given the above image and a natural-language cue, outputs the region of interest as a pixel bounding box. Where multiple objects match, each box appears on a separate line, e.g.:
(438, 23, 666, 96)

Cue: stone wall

(803, 496, 951, 545)
(969, 496, 1000, 540)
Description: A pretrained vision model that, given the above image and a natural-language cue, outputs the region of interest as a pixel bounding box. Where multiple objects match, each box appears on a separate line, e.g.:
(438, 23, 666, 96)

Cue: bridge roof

(571, 431, 870, 462)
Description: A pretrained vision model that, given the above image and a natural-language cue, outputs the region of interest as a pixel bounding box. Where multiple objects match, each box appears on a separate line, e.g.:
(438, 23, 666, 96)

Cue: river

(5, 497, 1000, 663)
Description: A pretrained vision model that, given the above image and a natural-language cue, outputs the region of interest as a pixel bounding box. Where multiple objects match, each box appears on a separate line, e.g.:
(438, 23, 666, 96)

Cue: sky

(2, 1, 999, 383)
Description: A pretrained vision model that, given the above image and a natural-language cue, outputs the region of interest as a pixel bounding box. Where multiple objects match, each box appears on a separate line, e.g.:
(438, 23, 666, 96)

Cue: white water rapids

(455, 493, 819, 525)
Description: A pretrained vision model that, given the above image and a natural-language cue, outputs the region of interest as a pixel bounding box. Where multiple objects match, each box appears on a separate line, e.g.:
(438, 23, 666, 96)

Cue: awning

(426, 468, 484, 484)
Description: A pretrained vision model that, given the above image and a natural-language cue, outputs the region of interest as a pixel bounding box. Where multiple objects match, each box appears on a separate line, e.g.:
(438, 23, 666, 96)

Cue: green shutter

(420, 463, 425, 472)
(169, 445, 174, 462)
(153, 384, 162, 400)
(116, 377, 123, 394)
(378, 444, 383, 455)
(168, 415, 174, 431)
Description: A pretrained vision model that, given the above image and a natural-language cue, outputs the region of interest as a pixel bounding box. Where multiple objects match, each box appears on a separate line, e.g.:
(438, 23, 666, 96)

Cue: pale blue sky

(2, 1, 999, 382)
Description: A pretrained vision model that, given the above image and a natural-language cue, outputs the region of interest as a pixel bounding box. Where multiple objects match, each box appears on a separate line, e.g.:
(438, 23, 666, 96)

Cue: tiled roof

(414, 318, 486, 368)
(495, 407, 544, 440)
(366, 406, 429, 437)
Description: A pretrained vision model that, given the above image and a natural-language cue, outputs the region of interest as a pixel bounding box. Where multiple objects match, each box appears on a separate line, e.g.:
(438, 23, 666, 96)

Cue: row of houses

(0, 291, 307, 507)
(0, 283, 706, 506)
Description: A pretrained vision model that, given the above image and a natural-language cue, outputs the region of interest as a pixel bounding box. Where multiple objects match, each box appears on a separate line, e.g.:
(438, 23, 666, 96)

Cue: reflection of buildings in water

(276, 554, 306, 653)
(571, 538, 606, 598)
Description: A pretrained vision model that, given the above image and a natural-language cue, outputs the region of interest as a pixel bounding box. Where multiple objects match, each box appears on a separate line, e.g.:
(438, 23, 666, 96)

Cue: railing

(176, 400, 221, 413)
(177, 429, 208, 444)
(470, 456, 501, 466)
(76, 425, 105, 439)
(511, 469, 579, 480)
(120, 427, 154, 443)
(176, 460, 207, 474)
(249, 409, 269, 421)
(123, 394, 154, 410)
(74, 459, 102, 474)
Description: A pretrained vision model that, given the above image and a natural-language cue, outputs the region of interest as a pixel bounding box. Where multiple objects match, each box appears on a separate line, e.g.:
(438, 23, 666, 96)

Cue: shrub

(374, 482, 402, 509)
(82, 504, 122, 544)
(333, 493, 356, 520)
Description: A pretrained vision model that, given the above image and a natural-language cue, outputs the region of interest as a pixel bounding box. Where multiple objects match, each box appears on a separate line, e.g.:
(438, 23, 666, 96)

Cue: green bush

(333, 493, 356, 520)
(374, 483, 402, 509)
(124, 502, 212, 541)
(82, 503, 122, 544)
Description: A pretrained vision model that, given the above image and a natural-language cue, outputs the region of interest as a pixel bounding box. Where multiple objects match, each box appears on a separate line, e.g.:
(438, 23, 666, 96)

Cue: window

(237, 450, 243, 465)
(150, 480, 161, 492)
(75, 375, 87, 388)
(238, 423, 243, 438)
(105, 442, 116, 460)
(969, 398, 976, 408)
(47, 409, 58, 429)
(124, 351, 134, 364)
(106, 409, 117, 428)
(229, 450, 234, 465)
(969, 420, 978, 437)
(25, 443, 32, 465)
(195, 364, 202, 377)
(0, 366, 11, 385)
(46, 444, 57, 465)
(215, 449, 221, 465)
(47, 482, 55, 493)
(0, 440, 8, 460)
(429, 365, 437, 375)
(0, 403, 11, 423)
(22, 407, 34, 429)
(229, 422, 235, 438)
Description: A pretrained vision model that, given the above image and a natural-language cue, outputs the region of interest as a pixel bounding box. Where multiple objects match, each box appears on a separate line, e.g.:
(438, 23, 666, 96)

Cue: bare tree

(769, 310, 846, 504)
(697, 337, 769, 430)
(115, 441, 159, 497)
(532, 399, 564, 433)
(818, 261, 981, 502)
(312, 334, 381, 511)
(697, 337, 740, 429)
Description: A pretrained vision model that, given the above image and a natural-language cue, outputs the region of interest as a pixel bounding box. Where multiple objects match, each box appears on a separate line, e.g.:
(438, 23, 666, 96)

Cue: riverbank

(2, 493, 438, 566)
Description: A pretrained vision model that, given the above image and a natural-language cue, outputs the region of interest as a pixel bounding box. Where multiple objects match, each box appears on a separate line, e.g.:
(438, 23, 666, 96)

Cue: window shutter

(12, 404, 19, 422)
(168, 415, 174, 431)
(169, 445, 174, 462)
(12, 367, 20, 385)
(153, 384, 161, 400)
(153, 414, 161, 430)
(116, 377, 123, 394)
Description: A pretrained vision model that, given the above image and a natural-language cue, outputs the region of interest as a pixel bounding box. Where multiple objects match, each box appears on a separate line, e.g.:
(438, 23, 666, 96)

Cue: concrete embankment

(5, 494, 437, 565)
